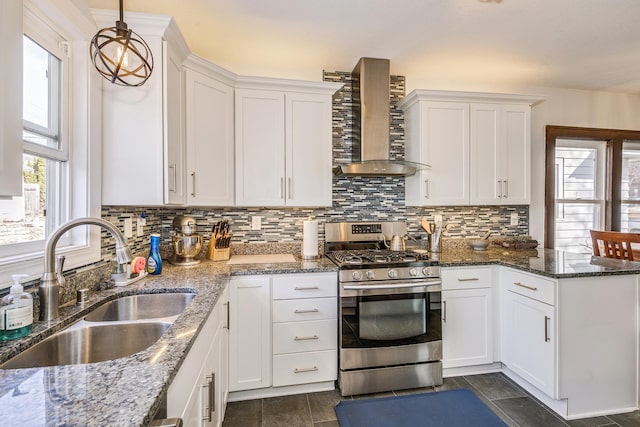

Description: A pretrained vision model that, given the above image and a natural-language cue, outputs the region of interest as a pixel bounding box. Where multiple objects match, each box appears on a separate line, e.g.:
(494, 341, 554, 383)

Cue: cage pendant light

(90, 0, 153, 87)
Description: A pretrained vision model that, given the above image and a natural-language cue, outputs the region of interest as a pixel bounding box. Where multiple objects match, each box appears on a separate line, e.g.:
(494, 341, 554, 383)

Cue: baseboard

(501, 365, 568, 418)
(444, 362, 503, 378)
(228, 381, 336, 402)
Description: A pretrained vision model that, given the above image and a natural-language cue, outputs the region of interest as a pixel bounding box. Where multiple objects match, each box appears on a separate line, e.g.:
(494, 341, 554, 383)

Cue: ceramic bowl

(468, 239, 490, 251)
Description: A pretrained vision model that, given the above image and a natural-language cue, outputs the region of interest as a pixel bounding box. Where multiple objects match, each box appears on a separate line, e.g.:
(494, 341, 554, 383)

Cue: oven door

(340, 280, 441, 350)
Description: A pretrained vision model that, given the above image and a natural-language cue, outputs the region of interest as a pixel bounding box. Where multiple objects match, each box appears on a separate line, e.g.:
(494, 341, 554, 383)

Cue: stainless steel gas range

(324, 221, 443, 396)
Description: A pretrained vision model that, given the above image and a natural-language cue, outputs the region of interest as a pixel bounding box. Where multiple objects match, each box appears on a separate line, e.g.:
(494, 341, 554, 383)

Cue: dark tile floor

(222, 373, 640, 427)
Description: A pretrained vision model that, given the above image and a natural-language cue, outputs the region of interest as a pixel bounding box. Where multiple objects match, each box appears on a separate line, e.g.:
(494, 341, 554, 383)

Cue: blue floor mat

(335, 388, 507, 427)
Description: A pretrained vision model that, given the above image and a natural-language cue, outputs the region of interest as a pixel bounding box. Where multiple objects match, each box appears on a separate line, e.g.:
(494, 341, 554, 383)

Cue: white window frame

(554, 139, 606, 251)
(0, 0, 102, 288)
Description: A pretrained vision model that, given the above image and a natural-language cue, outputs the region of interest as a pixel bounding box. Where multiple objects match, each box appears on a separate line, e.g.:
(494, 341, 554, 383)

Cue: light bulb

(115, 45, 129, 69)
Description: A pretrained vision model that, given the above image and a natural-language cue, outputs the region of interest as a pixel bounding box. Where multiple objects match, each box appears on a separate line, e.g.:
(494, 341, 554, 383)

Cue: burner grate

(327, 249, 430, 266)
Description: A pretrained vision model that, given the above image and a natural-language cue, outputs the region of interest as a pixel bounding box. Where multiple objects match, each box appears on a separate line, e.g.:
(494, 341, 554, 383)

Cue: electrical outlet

(136, 217, 144, 237)
(434, 214, 443, 224)
(251, 216, 262, 230)
(510, 213, 519, 226)
(124, 218, 133, 238)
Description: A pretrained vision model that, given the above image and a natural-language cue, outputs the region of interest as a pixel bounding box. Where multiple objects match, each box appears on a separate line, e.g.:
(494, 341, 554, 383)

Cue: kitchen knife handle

(497, 180, 502, 198)
(191, 172, 196, 197)
(280, 177, 284, 199)
(288, 177, 292, 199)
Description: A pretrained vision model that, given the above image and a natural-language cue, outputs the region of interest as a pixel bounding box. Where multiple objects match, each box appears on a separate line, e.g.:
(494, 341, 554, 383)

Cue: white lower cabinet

(271, 275, 338, 387)
(228, 272, 338, 399)
(228, 276, 272, 391)
(441, 267, 493, 369)
(167, 286, 229, 427)
(506, 290, 555, 397)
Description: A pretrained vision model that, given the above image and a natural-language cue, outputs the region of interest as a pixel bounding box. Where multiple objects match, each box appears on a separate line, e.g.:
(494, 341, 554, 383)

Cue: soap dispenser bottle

(0, 274, 33, 341)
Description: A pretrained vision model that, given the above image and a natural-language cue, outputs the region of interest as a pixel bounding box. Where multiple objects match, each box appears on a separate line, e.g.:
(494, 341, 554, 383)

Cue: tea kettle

(383, 234, 406, 251)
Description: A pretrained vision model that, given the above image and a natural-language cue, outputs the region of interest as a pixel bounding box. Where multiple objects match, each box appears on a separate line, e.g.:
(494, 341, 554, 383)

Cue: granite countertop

(0, 256, 337, 427)
(0, 245, 635, 425)
(437, 246, 640, 278)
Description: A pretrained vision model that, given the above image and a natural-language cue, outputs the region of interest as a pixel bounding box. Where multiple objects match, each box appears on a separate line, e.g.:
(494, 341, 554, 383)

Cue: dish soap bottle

(147, 233, 163, 275)
(0, 274, 33, 341)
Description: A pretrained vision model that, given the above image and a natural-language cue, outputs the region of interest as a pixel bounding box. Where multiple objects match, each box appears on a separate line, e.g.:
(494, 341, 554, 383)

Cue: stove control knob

(387, 269, 398, 279)
(409, 268, 418, 277)
(352, 271, 363, 281)
(366, 270, 375, 280)
(422, 267, 431, 277)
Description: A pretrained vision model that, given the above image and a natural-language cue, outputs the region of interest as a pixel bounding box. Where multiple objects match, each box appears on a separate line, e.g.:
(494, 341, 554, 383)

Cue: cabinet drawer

(503, 268, 555, 306)
(272, 273, 337, 299)
(273, 298, 336, 322)
(273, 319, 337, 354)
(273, 350, 337, 387)
(442, 266, 493, 290)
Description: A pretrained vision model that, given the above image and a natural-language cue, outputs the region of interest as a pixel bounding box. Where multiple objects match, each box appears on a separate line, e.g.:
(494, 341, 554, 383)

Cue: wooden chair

(590, 230, 640, 261)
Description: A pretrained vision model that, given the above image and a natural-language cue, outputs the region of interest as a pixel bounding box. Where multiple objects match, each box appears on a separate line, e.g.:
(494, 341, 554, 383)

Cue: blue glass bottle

(147, 233, 163, 275)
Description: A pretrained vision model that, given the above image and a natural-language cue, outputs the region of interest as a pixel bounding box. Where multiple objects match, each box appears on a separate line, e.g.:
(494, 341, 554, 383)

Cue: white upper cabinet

(400, 90, 539, 206)
(0, 1, 23, 197)
(184, 57, 235, 206)
(96, 12, 189, 205)
(403, 101, 469, 206)
(235, 78, 341, 207)
(470, 103, 531, 205)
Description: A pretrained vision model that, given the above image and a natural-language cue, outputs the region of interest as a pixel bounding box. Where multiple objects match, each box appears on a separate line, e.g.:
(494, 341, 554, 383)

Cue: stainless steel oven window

(359, 295, 426, 340)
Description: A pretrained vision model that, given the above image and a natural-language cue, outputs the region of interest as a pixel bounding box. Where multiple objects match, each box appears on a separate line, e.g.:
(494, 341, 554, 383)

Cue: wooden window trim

(545, 125, 640, 248)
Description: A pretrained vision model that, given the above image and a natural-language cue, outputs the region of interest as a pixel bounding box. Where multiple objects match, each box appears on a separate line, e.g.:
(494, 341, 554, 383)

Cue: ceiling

(87, 0, 640, 94)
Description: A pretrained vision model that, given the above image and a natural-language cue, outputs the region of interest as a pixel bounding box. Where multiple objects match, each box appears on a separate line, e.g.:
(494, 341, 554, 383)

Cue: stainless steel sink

(84, 293, 196, 322)
(0, 322, 171, 369)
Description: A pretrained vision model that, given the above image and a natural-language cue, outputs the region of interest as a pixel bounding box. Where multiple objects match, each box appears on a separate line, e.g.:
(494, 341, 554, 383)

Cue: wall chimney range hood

(333, 57, 427, 177)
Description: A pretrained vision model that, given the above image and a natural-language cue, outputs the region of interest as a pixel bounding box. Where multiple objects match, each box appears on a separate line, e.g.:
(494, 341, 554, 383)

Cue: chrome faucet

(39, 217, 133, 321)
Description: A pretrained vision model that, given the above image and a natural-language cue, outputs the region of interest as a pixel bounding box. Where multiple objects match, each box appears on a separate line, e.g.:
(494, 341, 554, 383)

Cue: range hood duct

(334, 57, 423, 177)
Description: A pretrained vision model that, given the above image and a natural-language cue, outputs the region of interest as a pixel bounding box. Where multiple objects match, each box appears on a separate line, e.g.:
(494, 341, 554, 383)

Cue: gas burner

(326, 249, 433, 268)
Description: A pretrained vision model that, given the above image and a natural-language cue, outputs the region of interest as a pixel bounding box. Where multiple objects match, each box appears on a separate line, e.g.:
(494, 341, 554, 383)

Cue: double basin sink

(0, 292, 196, 370)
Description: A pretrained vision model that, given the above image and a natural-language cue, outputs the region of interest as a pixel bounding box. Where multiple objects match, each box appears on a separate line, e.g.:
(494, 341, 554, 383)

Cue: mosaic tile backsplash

(99, 69, 529, 261)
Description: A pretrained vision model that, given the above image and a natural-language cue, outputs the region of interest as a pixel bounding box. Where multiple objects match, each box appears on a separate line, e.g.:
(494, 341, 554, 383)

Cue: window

(545, 126, 640, 251)
(0, 1, 101, 287)
(553, 140, 605, 253)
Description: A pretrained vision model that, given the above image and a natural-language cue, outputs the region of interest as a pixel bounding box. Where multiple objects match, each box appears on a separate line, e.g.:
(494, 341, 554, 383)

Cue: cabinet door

(508, 291, 555, 397)
(164, 40, 186, 205)
(102, 35, 165, 205)
(228, 276, 272, 391)
(285, 92, 333, 206)
(470, 104, 501, 205)
(500, 104, 530, 204)
(410, 101, 469, 206)
(442, 288, 493, 368)
(185, 69, 234, 206)
(235, 89, 285, 206)
(0, 1, 22, 196)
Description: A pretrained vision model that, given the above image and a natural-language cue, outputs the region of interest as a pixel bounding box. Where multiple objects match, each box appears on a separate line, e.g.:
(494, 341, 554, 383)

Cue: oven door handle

(343, 280, 441, 291)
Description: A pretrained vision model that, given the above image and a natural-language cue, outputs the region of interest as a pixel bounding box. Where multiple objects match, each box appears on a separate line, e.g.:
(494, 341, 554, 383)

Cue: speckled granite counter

(0, 256, 337, 427)
(436, 246, 640, 278)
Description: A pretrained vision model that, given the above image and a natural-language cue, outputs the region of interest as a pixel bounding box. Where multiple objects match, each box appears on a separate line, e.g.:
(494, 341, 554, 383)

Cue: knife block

(206, 238, 230, 261)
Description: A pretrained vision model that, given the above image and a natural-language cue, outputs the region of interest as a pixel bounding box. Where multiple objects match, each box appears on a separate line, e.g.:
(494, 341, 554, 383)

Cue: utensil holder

(427, 234, 442, 253)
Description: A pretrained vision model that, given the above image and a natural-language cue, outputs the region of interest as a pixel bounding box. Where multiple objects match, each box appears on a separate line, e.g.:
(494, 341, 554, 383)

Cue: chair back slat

(590, 230, 640, 261)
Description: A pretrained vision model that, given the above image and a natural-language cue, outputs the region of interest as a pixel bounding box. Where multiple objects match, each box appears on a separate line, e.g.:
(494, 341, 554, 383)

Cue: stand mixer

(169, 215, 203, 266)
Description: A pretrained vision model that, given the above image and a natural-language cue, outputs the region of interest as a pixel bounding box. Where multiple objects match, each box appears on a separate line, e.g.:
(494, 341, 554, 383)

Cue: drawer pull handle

(294, 366, 318, 373)
(294, 335, 319, 341)
(457, 277, 479, 282)
(514, 281, 538, 291)
(544, 316, 550, 342)
(294, 286, 319, 290)
(294, 309, 319, 314)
